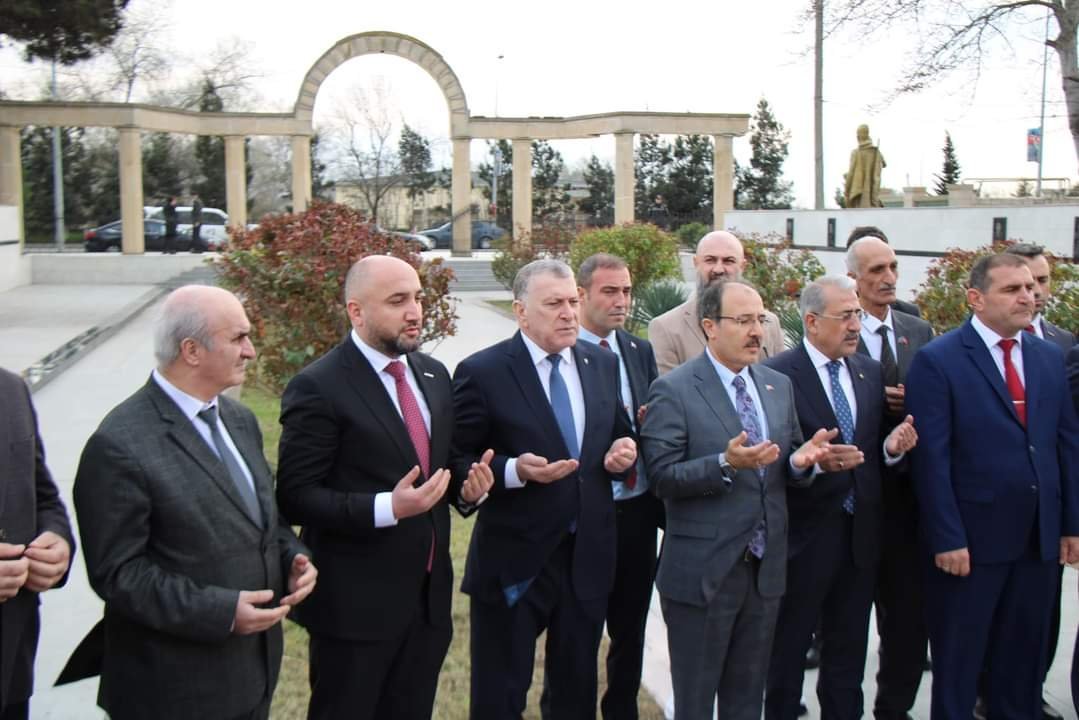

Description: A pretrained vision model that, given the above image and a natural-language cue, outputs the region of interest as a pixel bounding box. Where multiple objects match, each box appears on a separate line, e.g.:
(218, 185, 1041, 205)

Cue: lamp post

(491, 54, 504, 222)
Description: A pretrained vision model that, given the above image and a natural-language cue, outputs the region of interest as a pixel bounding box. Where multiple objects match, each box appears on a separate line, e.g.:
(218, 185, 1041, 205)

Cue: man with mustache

(277, 256, 493, 720)
(763, 276, 917, 720)
(846, 236, 934, 720)
(642, 278, 834, 719)
(649, 230, 785, 375)
(845, 226, 921, 318)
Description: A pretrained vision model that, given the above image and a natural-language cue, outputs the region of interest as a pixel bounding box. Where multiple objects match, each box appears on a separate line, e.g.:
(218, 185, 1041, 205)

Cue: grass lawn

(242, 384, 665, 719)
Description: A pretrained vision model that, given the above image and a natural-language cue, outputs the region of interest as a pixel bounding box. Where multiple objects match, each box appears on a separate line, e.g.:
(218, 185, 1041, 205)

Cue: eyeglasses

(716, 314, 771, 327)
(812, 310, 861, 323)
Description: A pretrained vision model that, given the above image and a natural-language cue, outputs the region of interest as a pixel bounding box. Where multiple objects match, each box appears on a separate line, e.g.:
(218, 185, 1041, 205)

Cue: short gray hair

(800, 275, 857, 317)
(154, 295, 214, 367)
(845, 237, 871, 275)
(513, 259, 574, 301)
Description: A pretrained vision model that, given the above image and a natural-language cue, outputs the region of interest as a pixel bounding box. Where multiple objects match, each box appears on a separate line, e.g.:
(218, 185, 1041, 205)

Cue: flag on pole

(1027, 128, 1042, 162)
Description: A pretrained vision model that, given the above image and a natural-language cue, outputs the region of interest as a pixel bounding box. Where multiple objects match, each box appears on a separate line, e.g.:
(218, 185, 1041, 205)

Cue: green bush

(569, 223, 682, 294)
(674, 221, 711, 250)
(490, 225, 575, 291)
(631, 280, 689, 331)
(214, 201, 457, 392)
(735, 232, 826, 313)
(915, 240, 1078, 335)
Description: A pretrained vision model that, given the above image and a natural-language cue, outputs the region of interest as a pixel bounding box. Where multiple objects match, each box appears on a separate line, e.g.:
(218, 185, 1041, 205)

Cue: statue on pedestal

(844, 124, 886, 208)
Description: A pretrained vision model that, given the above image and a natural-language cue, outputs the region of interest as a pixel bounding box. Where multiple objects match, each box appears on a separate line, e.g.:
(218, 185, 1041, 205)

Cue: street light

(492, 54, 504, 222)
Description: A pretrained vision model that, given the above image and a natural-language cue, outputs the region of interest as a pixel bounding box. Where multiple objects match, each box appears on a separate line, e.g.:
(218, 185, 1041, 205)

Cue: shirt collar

(351, 329, 403, 374)
(803, 337, 842, 371)
(578, 326, 618, 352)
(971, 314, 1022, 350)
(520, 331, 574, 367)
(860, 307, 893, 334)
(152, 368, 215, 421)
(705, 346, 752, 389)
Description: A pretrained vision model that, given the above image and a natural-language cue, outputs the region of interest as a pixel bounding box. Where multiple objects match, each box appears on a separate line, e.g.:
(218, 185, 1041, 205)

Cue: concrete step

(444, 260, 506, 292)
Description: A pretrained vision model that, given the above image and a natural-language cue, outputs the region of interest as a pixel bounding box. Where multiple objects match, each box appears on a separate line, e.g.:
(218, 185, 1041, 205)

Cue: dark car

(418, 220, 506, 250)
(83, 219, 199, 252)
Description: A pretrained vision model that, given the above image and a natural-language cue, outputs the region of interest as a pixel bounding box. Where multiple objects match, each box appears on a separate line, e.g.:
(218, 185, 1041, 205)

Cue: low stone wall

(30, 252, 215, 284)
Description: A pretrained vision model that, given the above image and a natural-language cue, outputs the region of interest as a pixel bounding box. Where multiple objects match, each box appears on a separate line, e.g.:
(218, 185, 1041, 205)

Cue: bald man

(649, 231, 785, 374)
(277, 256, 493, 720)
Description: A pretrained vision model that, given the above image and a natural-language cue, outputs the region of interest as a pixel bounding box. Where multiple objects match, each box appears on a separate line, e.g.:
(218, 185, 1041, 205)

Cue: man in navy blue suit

(907, 253, 1079, 720)
(451, 259, 637, 720)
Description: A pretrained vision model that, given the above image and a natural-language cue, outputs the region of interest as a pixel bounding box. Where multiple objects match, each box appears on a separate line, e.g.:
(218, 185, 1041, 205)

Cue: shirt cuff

(504, 458, 526, 489)
(789, 456, 818, 480)
(374, 492, 398, 527)
(883, 440, 904, 466)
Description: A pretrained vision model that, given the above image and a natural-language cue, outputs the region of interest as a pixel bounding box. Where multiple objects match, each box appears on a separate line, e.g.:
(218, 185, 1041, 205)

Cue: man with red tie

(276, 255, 493, 720)
(906, 253, 1079, 719)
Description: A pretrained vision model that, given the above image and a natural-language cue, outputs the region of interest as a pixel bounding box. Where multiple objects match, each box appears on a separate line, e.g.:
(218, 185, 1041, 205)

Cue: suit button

(1029, 446, 1036, 454)
(1031, 485, 1038, 493)
(0, 529, 6, 540)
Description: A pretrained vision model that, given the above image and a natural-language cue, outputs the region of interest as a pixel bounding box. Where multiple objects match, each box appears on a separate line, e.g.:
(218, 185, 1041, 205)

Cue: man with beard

(276, 256, 494, 720)
(649, 231, 785, 375)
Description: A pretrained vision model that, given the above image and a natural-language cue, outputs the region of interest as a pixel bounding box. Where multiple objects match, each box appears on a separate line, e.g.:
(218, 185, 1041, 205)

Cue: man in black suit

(764, 276, 917, 720)
(846, 236, 934, 719)
(846, 226, 920, 318)
(452, 259, 637, 719)
(574, 253, 661, 720)
(1071, 344, 1079, 719)
(74, 285, 317, 720)
(0, 369, 73, 720)
(276, 256, 493, 720)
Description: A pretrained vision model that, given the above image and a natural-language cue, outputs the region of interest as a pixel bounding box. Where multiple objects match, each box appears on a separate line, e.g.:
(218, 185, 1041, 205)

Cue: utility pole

(491, 55, 504, 221)
(51, 61, 66, 251)
(1035, 9, 1050, 198)
(814, 0, 825, 209)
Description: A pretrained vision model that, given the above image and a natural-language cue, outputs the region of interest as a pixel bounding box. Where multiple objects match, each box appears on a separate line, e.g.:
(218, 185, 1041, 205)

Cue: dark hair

(846, 225, 889, 247)
(1004, 242, 1045, 260)
(969, 253, 1028, 292)
(577, 253, 628, 291)
(698, 278, 758, 327)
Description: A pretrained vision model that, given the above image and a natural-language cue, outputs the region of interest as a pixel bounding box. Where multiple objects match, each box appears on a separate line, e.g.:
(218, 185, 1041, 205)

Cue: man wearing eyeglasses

(763, 276, 917, 720)
(641, 278, 835, 719)
(649, 231, 785, 375)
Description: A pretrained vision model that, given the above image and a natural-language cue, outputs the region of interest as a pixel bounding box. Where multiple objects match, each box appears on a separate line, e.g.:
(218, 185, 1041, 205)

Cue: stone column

(512, 138, 532, 241)
(0, 126, 24, 245)
(291, 135, 312, 213)
(713, 134, 735, 230)
(224, 135, 247, 228)
(451, 137, 472, 257)
(118, 128, 145, 254)
(614, 132, 635, 225)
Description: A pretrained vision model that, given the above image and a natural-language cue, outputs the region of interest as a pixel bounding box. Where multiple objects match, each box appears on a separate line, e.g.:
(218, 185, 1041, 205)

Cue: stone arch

(293, 31, 470, 134)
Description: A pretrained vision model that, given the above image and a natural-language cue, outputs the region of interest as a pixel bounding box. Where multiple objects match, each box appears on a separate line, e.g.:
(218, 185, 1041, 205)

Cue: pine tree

(20, 125, 93, 241)
(634, 134, 671, 218)
(143, 132, 182, 203)
(933, 131, 961, 196)
(1014, 178, 1033, 198)
(477, 140, 513, 229)
(735, 98, 794, 209)
(398, 124, 434, 201)
(193, 78, 226, 208)
(665, 135, 714, 225)
(579, 155, 614, 226)
(310, 132, 333, 201)
(531, 140, 572, 220)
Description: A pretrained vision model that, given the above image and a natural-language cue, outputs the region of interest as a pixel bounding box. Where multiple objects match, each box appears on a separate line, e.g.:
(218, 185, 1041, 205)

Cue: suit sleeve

(1058, 356, 1079, 536)
(907, 349, 966, 555)
(276, 372, 380, 536)
(27, 384, 75, 586)
(783, 380, 811, 488)
(1067, 346, 1079, 416)
(648, 318, 679, 376)
(764, 312, 786, 358)
(642, 376, 730, 500)
(450, 359, 514, 498)
(74, 432, 237, 643)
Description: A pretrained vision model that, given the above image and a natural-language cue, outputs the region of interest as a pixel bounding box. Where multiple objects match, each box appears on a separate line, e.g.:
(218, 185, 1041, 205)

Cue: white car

(145, 205, 230, 249)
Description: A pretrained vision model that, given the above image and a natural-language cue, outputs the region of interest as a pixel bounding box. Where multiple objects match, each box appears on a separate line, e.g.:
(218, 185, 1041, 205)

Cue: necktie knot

(385, 360, 406, 381)
(598, 339, 610, 349)
(197, 405, 219, 426)
(999, 338, 1017, 354)
(877, 325, 889, 338)
(547, 353, 562, 368)
(732, 374, 746, 391)
(827, 359, 843, 377)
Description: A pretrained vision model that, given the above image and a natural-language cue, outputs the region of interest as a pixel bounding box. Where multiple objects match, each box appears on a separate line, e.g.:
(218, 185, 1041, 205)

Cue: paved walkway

(9, 281, 1079, 719)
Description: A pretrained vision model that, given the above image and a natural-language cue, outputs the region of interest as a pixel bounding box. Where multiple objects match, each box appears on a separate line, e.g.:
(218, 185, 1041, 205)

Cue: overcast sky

(0, 0, 1070, 207)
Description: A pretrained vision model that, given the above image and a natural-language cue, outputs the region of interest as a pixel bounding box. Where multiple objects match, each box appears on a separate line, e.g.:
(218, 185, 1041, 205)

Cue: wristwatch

(718, 453, 736, 488)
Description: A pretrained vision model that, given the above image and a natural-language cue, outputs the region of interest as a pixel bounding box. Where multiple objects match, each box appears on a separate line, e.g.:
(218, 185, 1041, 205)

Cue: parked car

(83, 219, 201, 252)
(373, 225, 433, 252)
(418, 220, 506, 250)
(144, 205, 230, 249)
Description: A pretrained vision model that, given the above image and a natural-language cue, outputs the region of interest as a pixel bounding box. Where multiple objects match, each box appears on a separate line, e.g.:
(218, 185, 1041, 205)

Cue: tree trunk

(1054, 3, 1079, 175)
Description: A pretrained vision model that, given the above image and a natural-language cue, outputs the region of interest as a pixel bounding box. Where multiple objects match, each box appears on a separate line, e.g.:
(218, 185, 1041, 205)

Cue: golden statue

(844, 124, 886, 208)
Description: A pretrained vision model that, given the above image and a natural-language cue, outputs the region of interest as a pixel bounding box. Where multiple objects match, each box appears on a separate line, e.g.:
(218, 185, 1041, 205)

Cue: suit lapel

(690, 354, 743, 441)
(847, 355, 873, 440)
(615, 328, 647, 412)
(892, 312, 918, 380)
(792, 344, 840, 429)
(573, 343, 603, 463)
(1022, 338, 1043, 435)
(749, 365, 784, 443)
(961, 322, 1022, 427)
(507, 332, 568, 455)
(681, 297, 707, 352)
(218, 400, 270, 528)
(408, 353, 446, 470)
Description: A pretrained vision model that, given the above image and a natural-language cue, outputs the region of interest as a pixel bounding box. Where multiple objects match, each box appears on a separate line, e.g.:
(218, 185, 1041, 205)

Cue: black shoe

(1042, 698, 1064, 720)
(805, 643, 821, 670)
(799, 700, 809, 717)
(973, 696, 987, 720)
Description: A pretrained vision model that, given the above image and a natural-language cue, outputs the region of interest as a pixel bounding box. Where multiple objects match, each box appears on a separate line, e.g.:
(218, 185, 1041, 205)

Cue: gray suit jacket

(1039, 318, 1076, 352)
(856, 309, 935, 385)
(641, 353, 807, 604)
(648, 294, 785, 375)
(73, 377, 307, 720)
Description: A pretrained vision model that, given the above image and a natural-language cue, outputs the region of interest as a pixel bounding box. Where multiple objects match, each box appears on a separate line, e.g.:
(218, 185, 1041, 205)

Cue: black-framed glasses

(716, 314, 771, 327)
(811, 310, 861, 323)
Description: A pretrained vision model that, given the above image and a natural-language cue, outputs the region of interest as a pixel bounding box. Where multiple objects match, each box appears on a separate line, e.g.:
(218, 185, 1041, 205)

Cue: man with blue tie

(764, 276, 918, 720)
(906, 253, 1079, 720)
(574, 253, 662, 719)
(451, 259, 638, 719)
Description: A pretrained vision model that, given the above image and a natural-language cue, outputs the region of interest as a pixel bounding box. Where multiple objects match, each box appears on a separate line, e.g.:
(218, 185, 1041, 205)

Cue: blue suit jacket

(906, 320, 1079, 564)
(451, 332, 634, 610)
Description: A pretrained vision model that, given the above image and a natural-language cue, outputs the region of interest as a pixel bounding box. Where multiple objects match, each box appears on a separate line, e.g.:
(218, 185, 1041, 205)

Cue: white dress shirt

(860, 308, 897, 363)
(1028, 314, 1045, 340)
(971, 314, 1026, 386)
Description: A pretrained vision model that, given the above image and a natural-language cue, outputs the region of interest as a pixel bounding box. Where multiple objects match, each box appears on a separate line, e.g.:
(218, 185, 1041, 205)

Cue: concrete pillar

(902, 186, 927, 208)
(0, 126, 24, 245)
(713, 134, 735, 230)
(451, 137, 472, 257)
(291, 135, 312, 213)
(614, 132, 634, 225)
(224, 135, 247, 228)
(512, 138, 532, 240)
(946, 184, 976, 207)
(118, 128, 145, 254)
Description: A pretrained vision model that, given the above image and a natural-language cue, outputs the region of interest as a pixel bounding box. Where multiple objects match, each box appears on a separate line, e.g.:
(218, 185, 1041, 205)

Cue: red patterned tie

(385, 360, 434, 570)
(998, 339, 1026, 427)
(599, 338, 637, 490)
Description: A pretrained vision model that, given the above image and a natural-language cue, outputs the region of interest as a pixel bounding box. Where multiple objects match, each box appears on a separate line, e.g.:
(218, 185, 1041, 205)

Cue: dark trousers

(1044, 564, 1064, 683)
(662, 553, 780, 720)
(163, 228, 177, 253)
(470, 535, 605, 720)
(766, 512, 877, 720)
(229, 696, 270, 720)
(307, 590, 451, 720)
(0, 701, 27, 720)
(873, 488, 929, 719)
(924, 549, 1055, 720)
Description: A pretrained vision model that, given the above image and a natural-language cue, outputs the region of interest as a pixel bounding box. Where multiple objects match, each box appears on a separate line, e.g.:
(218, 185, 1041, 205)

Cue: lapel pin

(423, 372, 435, 378)
(630, 341, 637, 349)
(583, 358, 589, 365)
(858, 372, 864, 379)
(898, 336, 909, 346)
(766, 384, 774, 391)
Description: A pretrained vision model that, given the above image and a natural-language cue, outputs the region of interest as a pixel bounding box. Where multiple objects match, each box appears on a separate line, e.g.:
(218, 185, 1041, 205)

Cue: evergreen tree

(310, 132, 333, 201)
(1014, 178, 1032, 198)
(2, 0, 128, 65)
(579, 155, 614, 226)
(193, 78, 226, 209)
(20, 125, 93, 241)
(477, 140, 513, 229)
(634, 134, 671, 218)
(665, 135, 714, 225)
(531, 140, 572, 220)
(143, 132, 182, 203)
(83, 132, 120, 225)
(735, 98, 794, 209)
(398, 124, 434, 201)
(933, 131, 961, 196)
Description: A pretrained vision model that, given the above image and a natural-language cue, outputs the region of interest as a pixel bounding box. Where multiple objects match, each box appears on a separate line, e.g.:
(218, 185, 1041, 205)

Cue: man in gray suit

(641, 279, 834, 719)
(649, 231, 785, 374)
(0, 369, 73, 720)
(846, 236, 934, 720)
(74, 285, 317, 720)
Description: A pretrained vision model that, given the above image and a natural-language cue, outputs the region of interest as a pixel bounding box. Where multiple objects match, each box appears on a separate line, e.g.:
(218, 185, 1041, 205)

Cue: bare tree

(806, 0, 1079, 172)
(103, 0, 172, 102)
